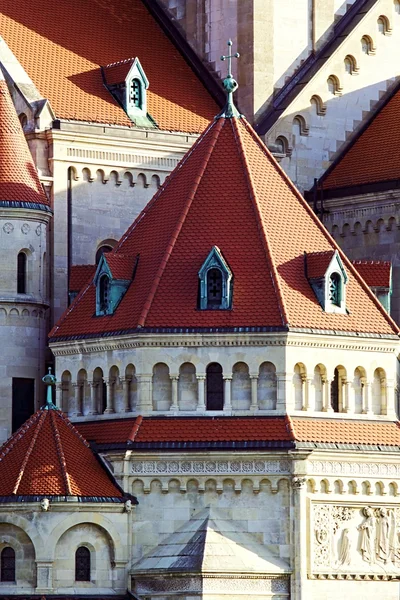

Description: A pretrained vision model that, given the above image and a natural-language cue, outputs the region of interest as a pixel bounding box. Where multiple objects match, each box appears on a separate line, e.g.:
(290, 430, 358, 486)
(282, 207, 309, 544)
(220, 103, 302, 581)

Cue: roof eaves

(137, 118, 224, 327)
(231, 118, 288, 326)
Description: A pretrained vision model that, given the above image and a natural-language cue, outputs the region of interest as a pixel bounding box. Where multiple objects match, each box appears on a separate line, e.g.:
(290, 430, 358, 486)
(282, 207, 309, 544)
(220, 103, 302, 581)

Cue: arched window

(1, 547, 15, 582)
(95, 245, 112, 265)
(377, 15, 390, 34)
(329, 273, 341, 306)
(206, 363, 224, 410)
(361, 35, 374, 54)
(344, 55, 358, 75)
(395, 0, 400, 15)
(17, 252, 27, 294)
(129, 78, 142, 109)
(330, 368, 340, 412)
(99, 275, 110, 313)
(327, 75, 342, 95)
(207, 269, 223, 308)
(75, 546, 90, 582)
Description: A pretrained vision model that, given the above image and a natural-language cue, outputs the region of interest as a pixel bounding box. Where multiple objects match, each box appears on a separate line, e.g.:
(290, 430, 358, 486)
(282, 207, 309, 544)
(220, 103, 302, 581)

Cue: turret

(0, 70, 51, 441)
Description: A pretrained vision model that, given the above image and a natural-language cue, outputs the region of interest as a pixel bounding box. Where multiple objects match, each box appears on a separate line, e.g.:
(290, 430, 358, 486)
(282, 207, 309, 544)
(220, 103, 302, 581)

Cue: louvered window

(329, 273, 341, 306)
(75, 546, 90, 582)
(99, 275, 110, 313)
(1, 547, 15, 582)
(129, 78, 142, 108)
(207, 269, 223, 307)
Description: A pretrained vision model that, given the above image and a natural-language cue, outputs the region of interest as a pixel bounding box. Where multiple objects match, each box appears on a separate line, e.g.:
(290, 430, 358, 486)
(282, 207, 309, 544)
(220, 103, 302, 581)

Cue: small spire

(216, 39, 241, 119)
(41, 367, 59, 410)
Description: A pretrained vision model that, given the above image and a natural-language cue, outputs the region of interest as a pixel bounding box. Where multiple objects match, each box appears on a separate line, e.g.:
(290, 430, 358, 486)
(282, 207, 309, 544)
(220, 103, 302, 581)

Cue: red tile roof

(69, 265, 96, 293)
(306, 251, 335, 279)
(322, 85, 400, 189)
(352, 261, 392, 289)
(50, 115, 398, 340)
(0, 0, 218, 132)
(0, 78, 49, 209)
(75, 415, 400, 447)
(0, 409, 122, 498)
(105, 254, 136, 280)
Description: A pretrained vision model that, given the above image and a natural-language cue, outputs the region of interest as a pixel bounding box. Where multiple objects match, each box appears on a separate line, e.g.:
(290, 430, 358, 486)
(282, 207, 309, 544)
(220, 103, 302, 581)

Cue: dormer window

(329, 272, 342, 306)
(305, 250, 348, 314)
(102, 57, 155, 127)
(99, 275, 110, 313)
(94, 254, 136, 316)
(129, 78, 142, 109)
(199, 247, 233, 310)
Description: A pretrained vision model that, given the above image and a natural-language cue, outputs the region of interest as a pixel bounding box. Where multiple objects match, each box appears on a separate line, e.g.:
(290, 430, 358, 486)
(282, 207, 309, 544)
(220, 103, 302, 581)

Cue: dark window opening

(95, 245, 112, 265)
(329, 273, 341, 306)
(1, 547, 15, 582)
(207, 269, 222, 308)
(75, 546, 91, 582)
(206, 363, 224, 410)
(12, 378, 35, 433)
(330, 368, 339, 413)
(99, 275, 110, 313)
(17, 253, 27, 294)
(129, 78, 142, 108)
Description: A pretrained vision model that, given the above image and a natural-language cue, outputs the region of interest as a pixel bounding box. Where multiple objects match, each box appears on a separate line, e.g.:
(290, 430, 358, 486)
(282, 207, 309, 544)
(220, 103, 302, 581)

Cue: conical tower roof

(0, 408, 124, 500)
(0, 71, 49, 211)
(50, 101, 398, 339)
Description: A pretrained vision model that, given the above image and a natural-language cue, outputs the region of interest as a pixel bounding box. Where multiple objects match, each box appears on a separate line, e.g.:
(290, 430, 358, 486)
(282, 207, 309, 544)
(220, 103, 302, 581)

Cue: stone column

(342, 379, 350, 413)
(321, 377, 333, 413)
(89, 381, 99, 415)
(103, 378, 115, 414)
(385, 378, 396, 418)
(301, 376, 310, 411)
(136, 374, 153, 412)
(170, 375, 179, 411)
(55, 383, 63, 411)
(361, 377, 371, 414)
(120, 377, 131, 412)
(35, 560, 53, 594)
(196, 375, 206, 411)
(250, 373, 258, 410)
(223, 377, 232, 411)
(72, 382, 82, 416)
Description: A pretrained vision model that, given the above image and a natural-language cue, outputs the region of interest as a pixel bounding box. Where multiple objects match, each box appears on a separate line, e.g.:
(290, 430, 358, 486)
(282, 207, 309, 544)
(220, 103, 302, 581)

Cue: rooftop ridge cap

(231, 118, 288, 326)
(12, 411, 47, 495)
(128, 415, 143, 442)
(0, 411, 42, 461)
(50, 275, 93, 337)
(284, 414, 297, 441)
(240, 119, 400, 335)
(114, 119, 218, 255)
(50, 411, 72, 495)
(103, 57, 135, 68)
(137, 117, 224, 327)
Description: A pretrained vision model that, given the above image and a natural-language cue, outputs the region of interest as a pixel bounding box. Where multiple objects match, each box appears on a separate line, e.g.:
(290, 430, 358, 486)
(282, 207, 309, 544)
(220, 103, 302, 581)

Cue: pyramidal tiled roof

(0, 408, 124, 500)
(132, 507, 290, 575)
(0, 73, 49, 210)
(50, 114, 398, 340)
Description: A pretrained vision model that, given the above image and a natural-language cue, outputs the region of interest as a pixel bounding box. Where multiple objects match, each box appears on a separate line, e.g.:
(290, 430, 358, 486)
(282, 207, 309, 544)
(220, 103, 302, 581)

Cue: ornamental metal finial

(41, 367, 58, 410)
(217, 39, 241, 119)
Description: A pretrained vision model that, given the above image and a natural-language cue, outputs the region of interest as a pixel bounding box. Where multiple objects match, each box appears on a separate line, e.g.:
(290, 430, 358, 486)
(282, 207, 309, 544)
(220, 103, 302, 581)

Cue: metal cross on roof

(217, 39, 241, 119)
(220, 39, 240, 79)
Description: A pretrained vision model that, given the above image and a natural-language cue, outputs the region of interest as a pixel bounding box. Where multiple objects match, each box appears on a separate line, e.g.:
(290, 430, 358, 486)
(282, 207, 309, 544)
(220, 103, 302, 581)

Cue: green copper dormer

(216, 39, 242, 119)
(199, 246, 233, 310)
(94, 254, 136, 316)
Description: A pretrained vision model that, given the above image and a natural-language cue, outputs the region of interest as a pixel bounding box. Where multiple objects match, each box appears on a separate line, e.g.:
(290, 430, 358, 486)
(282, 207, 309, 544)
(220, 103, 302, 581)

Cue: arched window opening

(206, 363, 224, 410)
(377, 15, 391, 34)
(75, 546, 90, 582)
(327, 75, 342, 96)
(19, 113, 28, 130)
(344, 55, 358, 75)
(99, 275, 110, 313)
(129, 78, 142, 108)
(17, 252, 27, 294)
(395, 0, 400, 15)
(1, 547, 15, 582)
(95, 245, 112, 265)
(207, 269, 223, 308)
(330, 368, 340, 412)
(329, 273, 341, 306)
(361, 35, 373, 54)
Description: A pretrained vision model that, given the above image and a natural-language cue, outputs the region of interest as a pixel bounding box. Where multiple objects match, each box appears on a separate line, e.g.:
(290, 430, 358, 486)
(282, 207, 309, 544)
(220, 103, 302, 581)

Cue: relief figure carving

(358, 507, 376, 564)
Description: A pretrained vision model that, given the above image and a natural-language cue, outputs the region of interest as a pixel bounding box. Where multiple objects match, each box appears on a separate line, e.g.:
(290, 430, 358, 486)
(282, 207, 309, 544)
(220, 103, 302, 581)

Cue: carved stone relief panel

(311, 503, 400, 578)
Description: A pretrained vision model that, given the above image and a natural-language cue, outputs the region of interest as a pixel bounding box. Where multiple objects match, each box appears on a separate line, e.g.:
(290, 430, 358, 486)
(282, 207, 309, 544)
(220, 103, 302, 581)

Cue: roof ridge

(240, 119, 399, 335)
(50, 411, 72, 495)
(232, 118, 288, 326)
(0, 411, 41, 460)
(12, 411, 47, 494)
(137, 117, 224, 327)
(284, 414, 297, 441)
